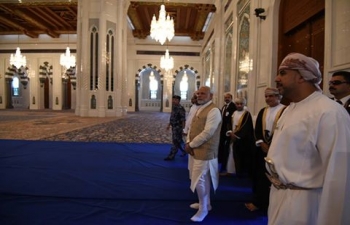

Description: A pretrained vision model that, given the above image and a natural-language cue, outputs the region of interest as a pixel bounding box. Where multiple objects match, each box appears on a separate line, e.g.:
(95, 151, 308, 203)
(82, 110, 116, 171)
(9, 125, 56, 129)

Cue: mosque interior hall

(0, 2, 350, 225)
(0, 0, 349, 118)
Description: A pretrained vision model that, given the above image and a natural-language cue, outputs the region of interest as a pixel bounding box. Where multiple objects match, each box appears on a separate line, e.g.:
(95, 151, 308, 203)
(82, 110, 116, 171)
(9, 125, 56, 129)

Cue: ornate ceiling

(128, 2, 216, 41)
(0, 1, 77, 38)
(0, 1, 215, 41)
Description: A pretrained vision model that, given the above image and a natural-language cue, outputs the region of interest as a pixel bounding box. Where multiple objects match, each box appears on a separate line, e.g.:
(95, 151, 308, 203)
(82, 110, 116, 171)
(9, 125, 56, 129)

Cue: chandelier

(160, 49, 174, 71)
(60, 34, 76, 69)
(60, 47, 76, 69)
(180, 71, 189, 100)
(149, 71, 158, 99)
(150, 4, 174, 45)
(10, 47, 26, 69)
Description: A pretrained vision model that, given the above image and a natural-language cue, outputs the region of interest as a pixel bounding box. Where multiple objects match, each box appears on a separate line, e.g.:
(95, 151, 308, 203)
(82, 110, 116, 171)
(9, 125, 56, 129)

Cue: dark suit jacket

(221, 102, 237, 132)
(331, 97, 350, 115)
(344, 99, 350, 115)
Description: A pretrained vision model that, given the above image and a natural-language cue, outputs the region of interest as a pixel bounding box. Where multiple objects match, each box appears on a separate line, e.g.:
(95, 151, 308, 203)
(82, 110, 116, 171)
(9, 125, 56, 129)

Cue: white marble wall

(0, 35, 76, 110)
(323, 0, 350, 97)
(0, 0, 346, 118)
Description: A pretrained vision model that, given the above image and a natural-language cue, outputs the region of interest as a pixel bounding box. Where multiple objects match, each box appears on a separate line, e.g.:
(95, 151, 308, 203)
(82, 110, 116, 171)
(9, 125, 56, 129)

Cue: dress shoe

(164, 156, 174, 161)
(189, 203, 212, 211)
(190, 210, 208, 222)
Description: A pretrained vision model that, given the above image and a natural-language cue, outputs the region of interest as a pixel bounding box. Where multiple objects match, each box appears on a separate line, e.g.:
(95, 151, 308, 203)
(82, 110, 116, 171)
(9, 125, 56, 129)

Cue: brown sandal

(244, 203, 259, 212)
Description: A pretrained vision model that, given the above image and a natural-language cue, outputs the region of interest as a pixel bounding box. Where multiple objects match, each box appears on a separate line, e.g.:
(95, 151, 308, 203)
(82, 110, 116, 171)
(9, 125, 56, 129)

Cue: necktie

(222, 105, 227, 116)
(336, 100, 343, 105)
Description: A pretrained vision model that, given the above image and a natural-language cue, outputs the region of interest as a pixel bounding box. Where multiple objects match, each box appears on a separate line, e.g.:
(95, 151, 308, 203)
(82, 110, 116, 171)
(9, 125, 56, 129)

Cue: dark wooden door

(67, 78, 71, 109)
(44, 77, 49, 109)
(278, 0, 325, 104)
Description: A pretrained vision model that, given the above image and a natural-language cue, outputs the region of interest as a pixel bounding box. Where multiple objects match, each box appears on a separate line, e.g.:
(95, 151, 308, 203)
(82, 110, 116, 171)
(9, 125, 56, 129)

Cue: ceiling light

(150, 4, 174, 45)
(10, 47, 26, 69)
(60, 34, 76, 69)
(10, 35, 26, 69)
(160, 49, 174, 71)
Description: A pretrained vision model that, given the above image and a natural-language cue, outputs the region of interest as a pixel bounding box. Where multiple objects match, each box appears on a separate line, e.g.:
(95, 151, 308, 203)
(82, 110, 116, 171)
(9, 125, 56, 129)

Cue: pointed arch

(134, 64, 164, 112)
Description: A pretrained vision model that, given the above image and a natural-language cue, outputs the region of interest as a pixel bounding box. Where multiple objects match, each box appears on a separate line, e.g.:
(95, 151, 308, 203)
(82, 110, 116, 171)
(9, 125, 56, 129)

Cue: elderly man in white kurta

(183, 92, 199, 179)
(185, 86, 222, 222)
(266, 53, 350, 225)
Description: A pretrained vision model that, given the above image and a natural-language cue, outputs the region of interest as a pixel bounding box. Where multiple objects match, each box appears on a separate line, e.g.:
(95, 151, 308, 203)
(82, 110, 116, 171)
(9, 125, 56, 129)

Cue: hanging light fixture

(60, 34, 76, 69)
(149, 71, 159, 99)
(180, 71, 189, 100)
(160, 48, 174, 71)
(10, 35, 26, 69)
(150, 3, 174, 45)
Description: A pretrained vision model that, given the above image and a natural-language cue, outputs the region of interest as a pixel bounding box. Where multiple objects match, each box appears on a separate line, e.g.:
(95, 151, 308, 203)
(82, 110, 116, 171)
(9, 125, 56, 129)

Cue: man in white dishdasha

(265, 53, 350, 225)
(185, 86, 222, 222)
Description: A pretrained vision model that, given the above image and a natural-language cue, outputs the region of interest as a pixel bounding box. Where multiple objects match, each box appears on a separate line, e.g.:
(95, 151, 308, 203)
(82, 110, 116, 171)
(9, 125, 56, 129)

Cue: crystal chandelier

(149, 71, 158, 99)
(60, 34, 76, 69)
(10, 47, 26, 69)
(180, 71, 189, 100)
(160, 49, 174, 71)
(60, 47, 76, 69)
(150, 4, 174, 45)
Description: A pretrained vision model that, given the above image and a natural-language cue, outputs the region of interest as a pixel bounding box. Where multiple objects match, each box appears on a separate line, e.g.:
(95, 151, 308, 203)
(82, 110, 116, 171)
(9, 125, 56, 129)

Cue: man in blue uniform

(164, 95, 186, 160)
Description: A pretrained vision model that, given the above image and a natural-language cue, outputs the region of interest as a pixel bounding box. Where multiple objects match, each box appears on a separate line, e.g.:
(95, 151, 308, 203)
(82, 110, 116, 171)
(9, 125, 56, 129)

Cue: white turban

(279, 53, 322, 90)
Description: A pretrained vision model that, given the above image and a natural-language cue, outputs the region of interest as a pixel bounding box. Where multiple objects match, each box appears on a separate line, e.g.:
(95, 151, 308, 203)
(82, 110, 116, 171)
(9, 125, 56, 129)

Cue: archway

(135, 64, 163, 112)
(173, 65, 199, 111)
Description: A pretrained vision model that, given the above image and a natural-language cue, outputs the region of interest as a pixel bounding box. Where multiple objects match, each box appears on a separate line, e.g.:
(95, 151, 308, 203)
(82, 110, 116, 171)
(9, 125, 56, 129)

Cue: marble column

(75, 0, 128, 117)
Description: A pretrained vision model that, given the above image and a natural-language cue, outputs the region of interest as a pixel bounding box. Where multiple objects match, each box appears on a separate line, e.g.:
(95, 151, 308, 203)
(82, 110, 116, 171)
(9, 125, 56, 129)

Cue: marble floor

(0, 109, 172, 144)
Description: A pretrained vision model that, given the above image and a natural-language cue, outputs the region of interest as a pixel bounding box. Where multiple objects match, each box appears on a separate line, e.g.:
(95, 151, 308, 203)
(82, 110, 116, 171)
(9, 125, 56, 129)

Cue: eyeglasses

(329, 80, 349, 86)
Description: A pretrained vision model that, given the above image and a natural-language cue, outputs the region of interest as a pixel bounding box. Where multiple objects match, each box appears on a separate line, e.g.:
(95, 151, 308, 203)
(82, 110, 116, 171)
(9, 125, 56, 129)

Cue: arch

(135, 63, 163, 81)
(174, 64, 200, 89)
(135, 64, 163, 112)
(39, 62, 53, 108)
(173, 64, 199, 111)
(5, 65, 30, 109)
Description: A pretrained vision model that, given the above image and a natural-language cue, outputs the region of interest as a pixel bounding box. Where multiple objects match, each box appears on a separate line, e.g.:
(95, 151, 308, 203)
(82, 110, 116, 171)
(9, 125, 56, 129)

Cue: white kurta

(256, 103, 285, 146)
(183, 104, 199, 178)
(226, 109, 247, 173)
(187, 100, 221, 192)
(266, 91, 350, 225)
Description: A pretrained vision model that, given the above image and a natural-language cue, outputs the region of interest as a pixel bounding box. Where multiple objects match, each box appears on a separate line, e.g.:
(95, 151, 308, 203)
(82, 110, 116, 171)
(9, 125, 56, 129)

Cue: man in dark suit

(329, 71, 350, 114)
(218, 93, 237, 174)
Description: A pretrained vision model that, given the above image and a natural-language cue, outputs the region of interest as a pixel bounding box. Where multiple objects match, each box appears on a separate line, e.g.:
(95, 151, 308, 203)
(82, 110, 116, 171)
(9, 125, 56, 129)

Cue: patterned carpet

(0, 109, 172, 144)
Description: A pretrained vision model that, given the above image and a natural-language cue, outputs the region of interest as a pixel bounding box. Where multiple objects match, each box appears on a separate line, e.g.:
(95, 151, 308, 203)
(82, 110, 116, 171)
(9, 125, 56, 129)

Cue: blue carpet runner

(0, 140, 267, 225)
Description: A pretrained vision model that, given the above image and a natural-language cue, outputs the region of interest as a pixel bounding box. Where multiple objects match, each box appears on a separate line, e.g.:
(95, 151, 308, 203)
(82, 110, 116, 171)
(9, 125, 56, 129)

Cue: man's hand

(185, 143, 194, 156)
(260, 142, 269, 153)
(166, 124, 171, 131)
(230, 133, 237, 142)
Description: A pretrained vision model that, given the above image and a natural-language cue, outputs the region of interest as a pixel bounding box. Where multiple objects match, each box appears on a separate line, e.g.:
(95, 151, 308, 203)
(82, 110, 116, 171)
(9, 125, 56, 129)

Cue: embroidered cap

(279, 53, 322, 90)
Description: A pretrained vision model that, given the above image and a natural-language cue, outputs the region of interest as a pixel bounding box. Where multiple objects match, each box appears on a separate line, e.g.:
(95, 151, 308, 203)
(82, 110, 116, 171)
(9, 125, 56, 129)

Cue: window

(12, 77, 20, 96)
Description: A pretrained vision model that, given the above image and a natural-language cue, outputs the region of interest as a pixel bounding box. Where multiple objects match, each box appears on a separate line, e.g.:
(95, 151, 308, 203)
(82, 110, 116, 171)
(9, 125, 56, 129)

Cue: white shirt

(266, 91, 350, 225)
(265, 104, 285, 132)
(232, 109, 245, 131)
(256, 103, 285, 146)
(183, 104, 199, 134)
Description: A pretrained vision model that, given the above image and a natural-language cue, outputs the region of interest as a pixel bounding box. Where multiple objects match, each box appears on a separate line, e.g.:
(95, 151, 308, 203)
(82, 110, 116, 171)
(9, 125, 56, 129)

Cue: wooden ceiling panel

(0, 1, 216, 40)
(0, 2, 77, 37)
